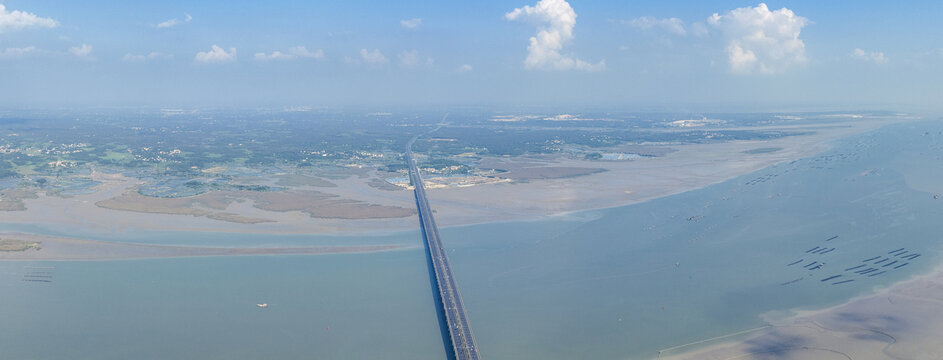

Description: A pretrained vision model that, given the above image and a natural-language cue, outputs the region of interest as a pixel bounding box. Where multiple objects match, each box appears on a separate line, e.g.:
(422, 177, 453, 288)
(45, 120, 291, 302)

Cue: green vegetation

(0, 108, 815, 195)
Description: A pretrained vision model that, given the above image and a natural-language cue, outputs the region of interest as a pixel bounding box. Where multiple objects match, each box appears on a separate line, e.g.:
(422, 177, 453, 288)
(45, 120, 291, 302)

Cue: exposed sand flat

(243, 190, 417, 219)
(0, 233, 406, 260)
(658, 268, 943, 360)
(0, 188, 37, 211)
(95, 191, 274, 224)
(481, 163, 607, 180)
(274, 174, 337, 187)
(94, 188, 415, 225)
(428, 118, 898, 227)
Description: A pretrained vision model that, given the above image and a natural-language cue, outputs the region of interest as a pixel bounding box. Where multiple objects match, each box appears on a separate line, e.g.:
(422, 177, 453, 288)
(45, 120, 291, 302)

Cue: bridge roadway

(407, 137, 481, 360)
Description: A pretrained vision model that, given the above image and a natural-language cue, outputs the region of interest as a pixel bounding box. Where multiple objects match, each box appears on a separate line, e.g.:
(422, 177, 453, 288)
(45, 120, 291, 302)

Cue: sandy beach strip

(657, 266, 943, 360)
(0, 233, 408, 261)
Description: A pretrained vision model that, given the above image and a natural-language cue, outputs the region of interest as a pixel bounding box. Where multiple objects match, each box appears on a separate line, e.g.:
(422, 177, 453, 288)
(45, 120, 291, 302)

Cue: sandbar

(0, 233, 406, 261)
(658, 266, 943, 359)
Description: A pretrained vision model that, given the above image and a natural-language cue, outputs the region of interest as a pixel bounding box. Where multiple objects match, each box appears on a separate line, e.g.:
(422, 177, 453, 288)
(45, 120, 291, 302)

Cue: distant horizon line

(0, 103, 933, 115)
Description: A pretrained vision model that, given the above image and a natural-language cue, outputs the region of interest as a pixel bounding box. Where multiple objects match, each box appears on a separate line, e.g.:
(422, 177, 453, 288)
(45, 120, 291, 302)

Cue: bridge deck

(407, 141, 481, 360)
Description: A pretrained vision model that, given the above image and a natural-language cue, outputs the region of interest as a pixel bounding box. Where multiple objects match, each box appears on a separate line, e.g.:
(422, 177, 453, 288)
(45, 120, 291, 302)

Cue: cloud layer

(505, 0, 604, 71)
(255, 46, 324, 61)
(69, 44, 93, 57)
(625, 16, 686, 36)
(852, 48, 888, 64)
(400, 18, 422, 29)
(397, 50, 434, 68)
(708, 3, 809, 74)
(122, 52, 173, 62)
(359, 48, 388, 64)
(0, 46, 38, 59)
(157, 14, 192, 29)
(195, 45, 236, 63)
(0, 4, 58, 33)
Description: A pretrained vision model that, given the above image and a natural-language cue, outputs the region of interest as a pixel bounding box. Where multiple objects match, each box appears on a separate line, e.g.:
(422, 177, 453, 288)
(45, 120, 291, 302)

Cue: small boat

(257, 303, 269, 308)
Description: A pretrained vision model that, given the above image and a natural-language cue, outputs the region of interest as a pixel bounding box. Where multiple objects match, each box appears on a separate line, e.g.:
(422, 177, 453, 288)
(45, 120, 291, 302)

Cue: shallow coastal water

(0, 252, 447, 359)
(3, 120, 943, 359)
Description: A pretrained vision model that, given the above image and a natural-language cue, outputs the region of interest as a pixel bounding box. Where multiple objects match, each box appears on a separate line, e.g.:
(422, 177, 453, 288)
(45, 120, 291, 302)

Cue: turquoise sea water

(3, 120, 943, 359)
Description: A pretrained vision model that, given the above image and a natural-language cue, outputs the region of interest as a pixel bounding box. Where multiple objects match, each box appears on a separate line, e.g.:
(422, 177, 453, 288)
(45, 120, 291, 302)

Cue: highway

(407, 136, 481, 360)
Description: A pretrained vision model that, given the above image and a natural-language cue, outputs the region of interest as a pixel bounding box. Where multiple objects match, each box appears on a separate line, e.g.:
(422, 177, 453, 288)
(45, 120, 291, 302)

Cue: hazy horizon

(1, 1, 941, 110)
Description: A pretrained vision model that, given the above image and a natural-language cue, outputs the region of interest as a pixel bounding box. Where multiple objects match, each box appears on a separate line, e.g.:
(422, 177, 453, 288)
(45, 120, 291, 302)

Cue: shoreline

(425, 118, 902, 229)
(0, 118, 906, 241)
(657, 261, 943, 360)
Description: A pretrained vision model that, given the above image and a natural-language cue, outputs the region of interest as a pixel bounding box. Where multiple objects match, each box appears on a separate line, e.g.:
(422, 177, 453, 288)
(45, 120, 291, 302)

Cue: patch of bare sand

(0, 171, 419, 235)
(95, 191, 273, 224)
(0, 189, 37, 211)
(0, 233, 406, 260)
(658, 268, 943, 360)
(274, 174, 337, 187)
(476, 158, 607, 180)
(242, 190, 416, 219)
(94, 188, 415, 224)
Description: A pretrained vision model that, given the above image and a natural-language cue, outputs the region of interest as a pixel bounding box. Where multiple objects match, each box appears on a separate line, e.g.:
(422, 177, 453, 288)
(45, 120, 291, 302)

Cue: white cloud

(255, 46, 324, 61)
(458, 64, 473, 72)
(625, 16, 686, 36)
(69, 44, 93, 57)
(289, 46, 324, 59)
(156, 13, 192, 28)
(255, 51, 292, 61)
(708, 3, 809, 74)
(398, 50, 419, 66)
(400, 18, 422, 29)
(505, 0, 604, 71)
(156, 19, 177, 28)
(398, 50, 434, 68)
(0, 4, 58, 33)
(359, 48, 388, 64)
(195, 45, 236, 63)
(122, 52, 173, 62)
(852, 48, 888, 64)
(0, 46, 38, 59)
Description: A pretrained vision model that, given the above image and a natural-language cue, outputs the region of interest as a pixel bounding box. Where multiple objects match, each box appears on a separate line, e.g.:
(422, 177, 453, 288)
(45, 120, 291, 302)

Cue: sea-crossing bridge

(406, 136, 481, 360)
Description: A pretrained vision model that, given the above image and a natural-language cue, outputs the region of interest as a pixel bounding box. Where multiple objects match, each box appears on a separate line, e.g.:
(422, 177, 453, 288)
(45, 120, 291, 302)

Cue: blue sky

(0, 0, 941, 110)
